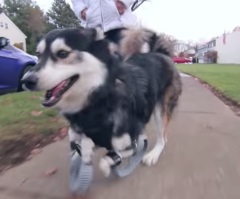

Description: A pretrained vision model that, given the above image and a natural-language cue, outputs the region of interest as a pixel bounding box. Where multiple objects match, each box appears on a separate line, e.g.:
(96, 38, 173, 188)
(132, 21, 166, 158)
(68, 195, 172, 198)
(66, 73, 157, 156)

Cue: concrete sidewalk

(1, 76, 240, 199)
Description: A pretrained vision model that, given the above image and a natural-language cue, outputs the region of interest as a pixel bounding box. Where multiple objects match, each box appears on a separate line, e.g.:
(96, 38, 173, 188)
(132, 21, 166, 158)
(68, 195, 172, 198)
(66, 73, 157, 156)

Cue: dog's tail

(107, 27, 174, 60)
(146, 30, 174, 57)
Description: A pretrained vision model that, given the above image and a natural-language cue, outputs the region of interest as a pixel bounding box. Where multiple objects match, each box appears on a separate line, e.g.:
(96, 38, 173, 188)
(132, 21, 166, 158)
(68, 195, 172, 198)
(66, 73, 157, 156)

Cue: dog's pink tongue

(52, 81, 67, 97)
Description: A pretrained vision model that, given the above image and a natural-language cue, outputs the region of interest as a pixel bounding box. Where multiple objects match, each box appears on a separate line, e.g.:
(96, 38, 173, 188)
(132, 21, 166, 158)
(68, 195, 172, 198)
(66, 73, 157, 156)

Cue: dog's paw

(99, 157, 112, 177)
(142, 145, 164, 166)
(142, 151, 160, 166)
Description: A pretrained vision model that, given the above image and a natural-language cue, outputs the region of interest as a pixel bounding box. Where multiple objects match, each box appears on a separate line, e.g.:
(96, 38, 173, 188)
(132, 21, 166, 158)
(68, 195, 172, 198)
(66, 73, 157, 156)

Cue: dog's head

(21, 28, 110, 114)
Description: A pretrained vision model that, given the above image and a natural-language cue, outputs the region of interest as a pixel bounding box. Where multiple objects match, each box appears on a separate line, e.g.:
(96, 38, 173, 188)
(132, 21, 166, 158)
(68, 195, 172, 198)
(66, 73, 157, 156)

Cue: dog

(21, 27, 182, 177)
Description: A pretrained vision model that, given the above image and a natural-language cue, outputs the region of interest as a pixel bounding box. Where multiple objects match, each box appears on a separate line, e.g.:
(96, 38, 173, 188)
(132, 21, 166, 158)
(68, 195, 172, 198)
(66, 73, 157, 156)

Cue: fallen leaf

(203, 124, 213, 129)
(50, 118, 59, 122)
(60, 127, 68, 133)
(59, 127, 68, 137)
(26, 155, 33, 160)
(31, 148, 42, 155)
(43, 167, 58, 177)
(20, 178, 28, 185)
(35, 144, 41, 148)
(31, 111, 43, 116)
(30, 95, 38, 99)
(53, 136, 61, 142)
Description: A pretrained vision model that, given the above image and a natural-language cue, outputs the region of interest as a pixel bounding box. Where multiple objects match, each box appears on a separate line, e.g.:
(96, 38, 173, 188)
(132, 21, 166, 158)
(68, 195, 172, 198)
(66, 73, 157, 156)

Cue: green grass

(0, 91, 67, 171)
(0, 91, 66, 141)
(177, 64, 240, 103)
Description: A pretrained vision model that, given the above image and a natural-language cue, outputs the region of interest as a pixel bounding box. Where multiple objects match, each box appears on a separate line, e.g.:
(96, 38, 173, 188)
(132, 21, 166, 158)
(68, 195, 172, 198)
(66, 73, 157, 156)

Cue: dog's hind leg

(142, 105, 166, 166)
(142, 78, 182, 166)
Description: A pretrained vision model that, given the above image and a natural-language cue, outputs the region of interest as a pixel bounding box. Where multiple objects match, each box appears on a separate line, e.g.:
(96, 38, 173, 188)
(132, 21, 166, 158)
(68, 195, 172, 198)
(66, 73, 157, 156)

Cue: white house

(196, 44, 208, 63)
(196, 27, 240, 64)
(0, 12, 27, 51)
(196, 40, 216, 63)
(215, 29, 240, 64)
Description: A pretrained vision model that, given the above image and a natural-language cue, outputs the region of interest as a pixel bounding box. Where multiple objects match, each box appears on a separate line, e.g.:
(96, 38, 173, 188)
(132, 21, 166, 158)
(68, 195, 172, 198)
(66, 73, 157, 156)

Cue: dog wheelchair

(69, 137, 148, 195)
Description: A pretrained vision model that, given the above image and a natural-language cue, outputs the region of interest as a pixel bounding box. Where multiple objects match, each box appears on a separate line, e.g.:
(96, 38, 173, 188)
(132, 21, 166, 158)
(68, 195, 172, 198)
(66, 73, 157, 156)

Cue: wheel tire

(18, 65, 33, 91)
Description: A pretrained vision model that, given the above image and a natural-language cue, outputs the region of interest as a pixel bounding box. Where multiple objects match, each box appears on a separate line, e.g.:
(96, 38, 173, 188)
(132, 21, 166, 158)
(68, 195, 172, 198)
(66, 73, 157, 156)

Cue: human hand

(81, 8, 87, 20)
(116, 0, 126, 15)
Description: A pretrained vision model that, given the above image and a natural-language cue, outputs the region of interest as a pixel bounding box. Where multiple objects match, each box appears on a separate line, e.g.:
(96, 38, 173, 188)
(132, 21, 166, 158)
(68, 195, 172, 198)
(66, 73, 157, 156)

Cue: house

(0, 12, 27, 51)
(196, 44, 208, 63)
(215, 29, 240, 64)
(183, 48, 196, 58)
(196, 39, 216, 63)
(196, 27, 240, 64)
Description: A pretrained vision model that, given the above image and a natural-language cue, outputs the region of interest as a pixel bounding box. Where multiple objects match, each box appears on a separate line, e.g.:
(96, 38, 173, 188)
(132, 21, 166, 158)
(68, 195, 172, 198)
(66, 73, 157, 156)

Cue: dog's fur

(104, 26, 174, 60)
(22, 27, 182, 176)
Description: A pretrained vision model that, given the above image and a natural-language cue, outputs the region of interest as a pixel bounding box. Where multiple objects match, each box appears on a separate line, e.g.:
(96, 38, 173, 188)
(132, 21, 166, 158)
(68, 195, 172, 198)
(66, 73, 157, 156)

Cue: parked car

(0, 37, 37, 94)
(172, 56, 192, 64)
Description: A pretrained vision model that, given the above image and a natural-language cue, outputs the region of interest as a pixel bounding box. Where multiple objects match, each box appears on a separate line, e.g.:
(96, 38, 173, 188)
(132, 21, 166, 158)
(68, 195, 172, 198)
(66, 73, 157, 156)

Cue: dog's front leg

(99, 151, 122, 177)
(99, 134, 134, 177)
(68, 127, 95, 164)
(80, 135, 95, 164)
(68, 127, 82, 152)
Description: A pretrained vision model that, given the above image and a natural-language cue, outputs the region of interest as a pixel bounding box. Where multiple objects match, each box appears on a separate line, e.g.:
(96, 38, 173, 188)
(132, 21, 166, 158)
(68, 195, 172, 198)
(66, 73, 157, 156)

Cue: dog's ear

(80, 27, 105, 41)
(88, 40, 112, 63)
(80, 28, 97, 41)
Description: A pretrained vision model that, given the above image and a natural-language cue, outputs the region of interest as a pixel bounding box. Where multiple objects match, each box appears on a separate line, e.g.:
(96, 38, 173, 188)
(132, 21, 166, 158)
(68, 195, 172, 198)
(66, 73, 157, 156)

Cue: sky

(36, 0, 240, 43)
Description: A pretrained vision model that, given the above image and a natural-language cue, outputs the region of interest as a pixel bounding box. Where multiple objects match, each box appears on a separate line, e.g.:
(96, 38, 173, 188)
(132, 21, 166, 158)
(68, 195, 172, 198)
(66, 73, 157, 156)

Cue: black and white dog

(22, 27, 182, 177)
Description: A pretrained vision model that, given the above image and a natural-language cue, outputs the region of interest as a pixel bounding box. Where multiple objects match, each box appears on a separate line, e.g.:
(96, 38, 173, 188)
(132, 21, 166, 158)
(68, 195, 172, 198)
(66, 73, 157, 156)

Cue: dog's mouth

(42, 75, 79, 107)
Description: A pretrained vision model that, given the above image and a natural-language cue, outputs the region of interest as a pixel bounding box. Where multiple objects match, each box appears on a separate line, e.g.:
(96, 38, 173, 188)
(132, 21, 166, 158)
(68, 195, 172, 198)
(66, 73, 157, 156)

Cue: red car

(172, 57, 192, 64)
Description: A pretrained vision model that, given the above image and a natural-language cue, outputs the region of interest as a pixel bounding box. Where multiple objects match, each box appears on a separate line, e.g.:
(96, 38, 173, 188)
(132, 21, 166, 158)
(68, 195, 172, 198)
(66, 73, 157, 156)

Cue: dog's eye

(56, 50, 70, 59)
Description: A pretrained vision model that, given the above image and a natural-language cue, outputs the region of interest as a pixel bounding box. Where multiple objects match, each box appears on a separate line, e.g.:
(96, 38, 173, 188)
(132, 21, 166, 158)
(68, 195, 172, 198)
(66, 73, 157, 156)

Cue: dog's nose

(21, 73, 38, 90)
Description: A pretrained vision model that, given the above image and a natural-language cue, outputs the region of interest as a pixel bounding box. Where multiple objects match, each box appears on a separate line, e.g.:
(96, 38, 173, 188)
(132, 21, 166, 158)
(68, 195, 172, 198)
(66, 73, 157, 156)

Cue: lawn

(177, 64, 240, 104)
(0, 91, 67, 171)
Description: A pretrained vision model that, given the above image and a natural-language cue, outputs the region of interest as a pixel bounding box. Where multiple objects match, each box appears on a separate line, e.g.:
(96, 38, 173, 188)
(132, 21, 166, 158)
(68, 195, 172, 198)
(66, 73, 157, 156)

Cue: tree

(0, 4, 4, 13)
(186, 40, 194, 48)
(178, 52, 185, 57)
(193, 44, 198, 53)
(3, 0, 33, 36)
(205, 50, 218, 63)
(27, 5, 47, 53)
(3, 0, 47, 54)
(27, 5, 46, 35)
(46, 0, 81, 30)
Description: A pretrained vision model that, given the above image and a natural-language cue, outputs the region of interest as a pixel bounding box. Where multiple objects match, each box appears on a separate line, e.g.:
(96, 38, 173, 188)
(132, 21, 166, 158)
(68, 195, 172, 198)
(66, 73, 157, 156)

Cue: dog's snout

(21, 73, 38, 90)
